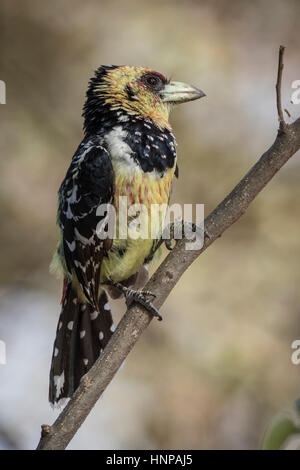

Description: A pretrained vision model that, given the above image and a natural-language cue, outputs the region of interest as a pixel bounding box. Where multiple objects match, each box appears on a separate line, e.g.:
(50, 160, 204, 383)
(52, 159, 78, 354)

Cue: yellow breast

(100, 164, 175, 284)
(115, 165, 174, 238)
(114, 166, 174, 206)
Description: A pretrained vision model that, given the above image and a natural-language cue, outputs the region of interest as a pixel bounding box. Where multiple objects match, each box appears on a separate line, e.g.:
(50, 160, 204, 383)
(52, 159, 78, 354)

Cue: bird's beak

(161, 81, 206, 104)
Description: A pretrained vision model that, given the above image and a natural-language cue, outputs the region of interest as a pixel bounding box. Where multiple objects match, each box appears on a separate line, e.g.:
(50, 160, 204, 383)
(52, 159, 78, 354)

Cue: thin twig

(276, 45, 287, 131)
(37, 47, 300, 450)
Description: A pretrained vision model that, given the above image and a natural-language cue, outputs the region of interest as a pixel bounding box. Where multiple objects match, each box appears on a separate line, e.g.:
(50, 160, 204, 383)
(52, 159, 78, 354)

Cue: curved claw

(143, 300, 162, 321)
(125, 290, 162, 320)
(125, 289, 162, 321)
(126, 292, 162, 321)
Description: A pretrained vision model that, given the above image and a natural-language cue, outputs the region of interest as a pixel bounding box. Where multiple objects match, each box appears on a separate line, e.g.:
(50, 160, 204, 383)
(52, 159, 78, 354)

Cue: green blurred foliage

(262, 415, 298, 449)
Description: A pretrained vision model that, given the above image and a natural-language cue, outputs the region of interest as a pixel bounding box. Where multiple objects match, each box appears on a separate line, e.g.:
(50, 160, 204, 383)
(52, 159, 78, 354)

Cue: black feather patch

(58, 139, 114, 309)
(122, 119, 177, 175)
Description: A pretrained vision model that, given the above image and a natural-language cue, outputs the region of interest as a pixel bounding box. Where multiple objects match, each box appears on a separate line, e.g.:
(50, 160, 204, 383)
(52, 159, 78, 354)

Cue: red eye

(141, 72, 166, 92)
(146, 76, 159, 86)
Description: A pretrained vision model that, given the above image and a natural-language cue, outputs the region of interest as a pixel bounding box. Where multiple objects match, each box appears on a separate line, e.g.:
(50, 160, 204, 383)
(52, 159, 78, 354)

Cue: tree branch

(276, 45, 287, 131)
(37, 46, 300, 450)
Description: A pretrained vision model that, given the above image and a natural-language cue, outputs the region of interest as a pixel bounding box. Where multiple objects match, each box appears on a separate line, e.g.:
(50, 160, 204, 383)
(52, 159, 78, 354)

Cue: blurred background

(0, 0, 300, 450)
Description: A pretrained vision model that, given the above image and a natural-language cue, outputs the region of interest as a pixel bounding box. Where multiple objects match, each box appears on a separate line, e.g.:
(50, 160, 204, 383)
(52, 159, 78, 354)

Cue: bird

(49, 65, 205, 405)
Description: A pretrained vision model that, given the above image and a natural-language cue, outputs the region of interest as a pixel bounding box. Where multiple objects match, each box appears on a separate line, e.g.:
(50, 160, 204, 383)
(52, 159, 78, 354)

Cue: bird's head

(83, 65, 205, 135)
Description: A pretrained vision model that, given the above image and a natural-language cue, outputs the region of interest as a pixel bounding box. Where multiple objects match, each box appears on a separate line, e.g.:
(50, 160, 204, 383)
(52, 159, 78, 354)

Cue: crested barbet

(49, 65, 205, 405)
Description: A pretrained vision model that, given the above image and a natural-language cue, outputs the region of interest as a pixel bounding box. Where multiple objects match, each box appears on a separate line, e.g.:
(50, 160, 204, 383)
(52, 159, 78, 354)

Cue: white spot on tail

(54, 371, 65, 399)
(90, 310, 99, 320)
(110, 325, 115, 333)
(99, 331, 104, 340)
(50, 397, 70, 410)
(54, 348, 59, 357)
(80, 330, 86, 339)
(104, 303, 110, 311)
(67, 321, 73, 330)
(83, 358, 88, 366)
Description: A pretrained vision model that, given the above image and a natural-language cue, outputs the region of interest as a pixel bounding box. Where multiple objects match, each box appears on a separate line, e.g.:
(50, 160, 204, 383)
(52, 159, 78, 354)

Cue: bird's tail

(49, 279, 114, 405)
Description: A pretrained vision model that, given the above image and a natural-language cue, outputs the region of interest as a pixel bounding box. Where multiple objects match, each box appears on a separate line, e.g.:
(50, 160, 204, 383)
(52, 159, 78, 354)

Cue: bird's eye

(146, 76, 159, 87)
(140, 73, 166, 92)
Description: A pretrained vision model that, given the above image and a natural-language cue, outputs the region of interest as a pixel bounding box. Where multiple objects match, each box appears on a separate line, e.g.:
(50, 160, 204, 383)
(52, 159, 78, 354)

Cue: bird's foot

(164, 222, 213, 250)
(106, 281, 162, 321)
(125, 288, 162, 321)
(145, 222, 213, 261)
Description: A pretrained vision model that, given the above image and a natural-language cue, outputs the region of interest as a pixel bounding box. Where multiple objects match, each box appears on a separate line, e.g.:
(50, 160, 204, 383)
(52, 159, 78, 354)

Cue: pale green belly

(100, 237, 154, 283)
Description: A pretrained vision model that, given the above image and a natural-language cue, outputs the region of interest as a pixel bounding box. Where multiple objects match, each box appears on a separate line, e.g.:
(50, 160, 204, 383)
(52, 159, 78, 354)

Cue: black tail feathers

(49, 282, 114, 405)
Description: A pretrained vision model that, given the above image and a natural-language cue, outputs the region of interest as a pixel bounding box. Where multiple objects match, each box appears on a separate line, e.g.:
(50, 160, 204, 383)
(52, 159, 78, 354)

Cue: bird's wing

(58, 142, 114, 310)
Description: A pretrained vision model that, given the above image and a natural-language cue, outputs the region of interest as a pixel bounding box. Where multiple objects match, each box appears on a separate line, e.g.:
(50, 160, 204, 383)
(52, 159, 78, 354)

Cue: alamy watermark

(0, 80, 6, 104)
(291, 80, 300, 105)
(0, 340, 6, 365)
(95, 198, 205, 251)
(291, 340, 300, 365)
